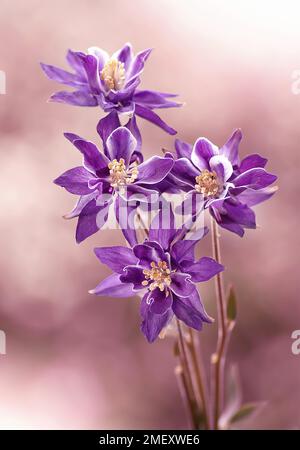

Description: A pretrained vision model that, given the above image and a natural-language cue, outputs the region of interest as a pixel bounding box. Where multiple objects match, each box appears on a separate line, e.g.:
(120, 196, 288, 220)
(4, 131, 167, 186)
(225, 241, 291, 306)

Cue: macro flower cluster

(42, 43, 277, 342)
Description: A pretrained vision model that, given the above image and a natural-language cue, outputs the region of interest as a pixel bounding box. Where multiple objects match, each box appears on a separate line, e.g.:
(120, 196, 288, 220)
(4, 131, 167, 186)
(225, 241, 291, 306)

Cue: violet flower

(171, 130, 277, 236)
(90, 214, 224, 342)
(54, 126, 173, 245)
(41, 43, 180, 135)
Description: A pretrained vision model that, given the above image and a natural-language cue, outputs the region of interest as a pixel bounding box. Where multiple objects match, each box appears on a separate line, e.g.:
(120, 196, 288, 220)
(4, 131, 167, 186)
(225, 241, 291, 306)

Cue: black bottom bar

(0, 429, 297, 448)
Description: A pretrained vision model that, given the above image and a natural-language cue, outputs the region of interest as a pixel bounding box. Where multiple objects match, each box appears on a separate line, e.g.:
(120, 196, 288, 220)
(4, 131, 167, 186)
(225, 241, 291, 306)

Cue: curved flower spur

(41, 43, 181, 135)
(90, 211, 224, 342)
(171, 129, 277, 236)
(54, 125, 174, 245)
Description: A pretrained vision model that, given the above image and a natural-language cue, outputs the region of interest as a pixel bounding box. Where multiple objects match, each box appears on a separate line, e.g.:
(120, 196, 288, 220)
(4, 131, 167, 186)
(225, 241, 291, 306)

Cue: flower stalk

(174, 365, 194, 428)
(210, 216, 228, 429)
(174, 338, 199, 429)
(186, 328, 210, 429)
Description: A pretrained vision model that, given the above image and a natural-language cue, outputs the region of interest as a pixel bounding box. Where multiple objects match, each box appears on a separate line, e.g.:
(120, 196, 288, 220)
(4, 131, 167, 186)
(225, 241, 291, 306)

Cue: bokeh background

(0, 0, 299, 429)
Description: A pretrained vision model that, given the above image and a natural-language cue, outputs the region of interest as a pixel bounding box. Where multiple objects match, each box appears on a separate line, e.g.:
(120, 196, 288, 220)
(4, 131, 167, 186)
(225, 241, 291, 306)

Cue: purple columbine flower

(54, 125, 173, 245)
(171, 130, 278, 236)
(41, 43, 181, 135)
(90, 214, 224, 342)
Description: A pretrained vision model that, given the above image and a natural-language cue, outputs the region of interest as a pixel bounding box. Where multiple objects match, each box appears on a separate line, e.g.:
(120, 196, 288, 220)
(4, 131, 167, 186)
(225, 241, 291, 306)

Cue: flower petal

(121, 185, 158, 203)
(209, 155, 233, 182)
(152, 172, 185, 194)
(181, 218, 208, 242)
(54, 167, 96, 194)
(170, 157, 199, 187)
(106, 127, 137, 166)
(135, 104, 177, 135)
(136, 156, 173, 184)
(210, 206, 245, 237)
(64, 192, 98, 219)
(171, 227, 209, 263)
(64, 132, 84, 143)
(97, 111, 121, 148)
(125, 115, 143, 160)
(40, 63, 85, 87)
(49, 90, 98, 106)
(94, 246, 138, 274)
(76, 199, 110, 243)
(140, 296, 173, 343)
(133, 242, 166, 267)
(108, 78, 140, 104)
(239, 154, 267, 173)
(172, 289, 213, 330)
(181, 257, 224, 282)
(66, 49, 86, 74)
(133, 90, 181, 109)
(127, 48, 152, 81)
(120, 265, 145, 290)
(171, 239, 198, 264)
(87, 47, 109, 70)
(191, 137, 218, 170)
(113, 102, 135, 115)
(224, 201, 256, 228)
(170, 272, 194, 297)
(236, 186, 278, 207)
(219, 129, 242, 166)
(148, 289, 173, 315)
(148, 207, 176, 250)
(234, 168, 277, 190)
(67, 137, 110, 174)
(175, 139, 192, 159)
(175, 190, 204, 217)
(114, 195, 138, 247)
(112, 42, 133, 70)
(80, 54, 101, 94)
(90, 273, 134, 297)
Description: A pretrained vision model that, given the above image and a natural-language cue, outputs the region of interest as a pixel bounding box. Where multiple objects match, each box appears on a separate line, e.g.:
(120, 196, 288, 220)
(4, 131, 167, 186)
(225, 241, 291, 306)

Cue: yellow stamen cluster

(100, 58, 126, 91)
(142, 260, 172, 292)
(108, 158, 138, 189)
(195, 170, 220, 198)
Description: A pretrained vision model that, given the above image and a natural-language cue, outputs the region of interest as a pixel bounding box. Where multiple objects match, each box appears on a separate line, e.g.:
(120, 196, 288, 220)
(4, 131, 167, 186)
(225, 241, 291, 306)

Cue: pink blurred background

(0, 0, 299, 429)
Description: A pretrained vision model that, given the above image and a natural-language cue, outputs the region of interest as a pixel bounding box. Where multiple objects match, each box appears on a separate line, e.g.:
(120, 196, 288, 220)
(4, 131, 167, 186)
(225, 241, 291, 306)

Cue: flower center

(108, 158, 138, 189)
(142, 260, 172, 292)
(100, 58, 126, 91)
(195, 170, 220, 198)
